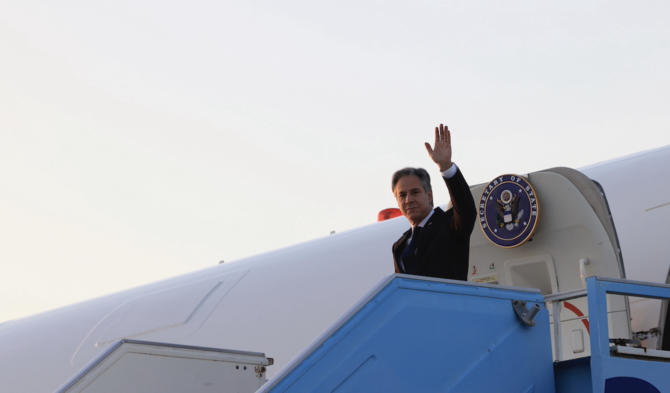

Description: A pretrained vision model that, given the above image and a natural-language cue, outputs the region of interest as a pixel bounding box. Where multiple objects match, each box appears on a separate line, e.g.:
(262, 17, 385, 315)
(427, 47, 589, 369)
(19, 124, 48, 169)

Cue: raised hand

(424, 124, 453, 172)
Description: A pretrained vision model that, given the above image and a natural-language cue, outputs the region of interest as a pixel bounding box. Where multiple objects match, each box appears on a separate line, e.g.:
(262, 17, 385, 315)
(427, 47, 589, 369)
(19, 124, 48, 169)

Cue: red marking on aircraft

(564, 301, 590, 334)
(378, 208, 402, 221)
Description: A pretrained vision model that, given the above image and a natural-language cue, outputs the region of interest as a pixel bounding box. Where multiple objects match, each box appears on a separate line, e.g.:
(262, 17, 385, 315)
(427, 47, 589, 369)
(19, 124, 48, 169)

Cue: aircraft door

(467, 167, 630, 362)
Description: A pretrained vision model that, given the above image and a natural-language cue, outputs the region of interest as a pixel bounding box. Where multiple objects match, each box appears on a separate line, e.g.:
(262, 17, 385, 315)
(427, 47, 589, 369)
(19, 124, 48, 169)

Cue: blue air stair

(259, 274, 670, 393)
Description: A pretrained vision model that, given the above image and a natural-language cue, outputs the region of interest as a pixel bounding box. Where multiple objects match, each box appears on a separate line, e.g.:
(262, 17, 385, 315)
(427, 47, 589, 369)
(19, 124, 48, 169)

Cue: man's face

(394, 175, 433, 226)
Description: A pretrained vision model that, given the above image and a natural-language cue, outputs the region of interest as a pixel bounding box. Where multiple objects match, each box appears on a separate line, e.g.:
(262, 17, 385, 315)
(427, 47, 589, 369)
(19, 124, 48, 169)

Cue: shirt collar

(414, 209, 434, 230)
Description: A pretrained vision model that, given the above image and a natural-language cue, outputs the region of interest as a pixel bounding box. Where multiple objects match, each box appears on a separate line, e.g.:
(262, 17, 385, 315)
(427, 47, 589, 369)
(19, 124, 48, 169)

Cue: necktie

(401, 226, 422, 275)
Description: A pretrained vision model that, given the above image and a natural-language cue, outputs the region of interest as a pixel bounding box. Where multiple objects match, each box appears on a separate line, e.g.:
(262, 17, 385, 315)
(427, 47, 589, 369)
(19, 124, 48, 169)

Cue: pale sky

(1, 0, 669, 323)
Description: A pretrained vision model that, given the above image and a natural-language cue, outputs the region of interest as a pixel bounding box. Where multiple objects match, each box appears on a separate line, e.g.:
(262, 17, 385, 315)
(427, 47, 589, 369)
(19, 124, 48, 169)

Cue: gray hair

(391, 167, 433, 206)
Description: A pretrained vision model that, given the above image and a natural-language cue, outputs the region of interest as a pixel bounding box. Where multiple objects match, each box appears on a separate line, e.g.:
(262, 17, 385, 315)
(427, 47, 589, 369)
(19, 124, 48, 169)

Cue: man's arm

(425, 124, 477, 233)
(443, 167, 477, 233)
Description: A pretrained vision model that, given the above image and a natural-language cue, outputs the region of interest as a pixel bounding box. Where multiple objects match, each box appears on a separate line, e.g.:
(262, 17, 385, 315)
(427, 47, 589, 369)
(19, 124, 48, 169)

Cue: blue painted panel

(554, 357, 592, 393)
(396, 278, 544, 303)
(269, 277, 554, 393)
(585, 277, 670, 393)
(600, 358, 667, 393)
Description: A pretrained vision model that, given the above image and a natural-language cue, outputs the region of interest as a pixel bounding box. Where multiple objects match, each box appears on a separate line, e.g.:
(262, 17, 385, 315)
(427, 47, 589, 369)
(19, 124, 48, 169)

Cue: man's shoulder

(430, 207, 445, 219)
(427, 206, 460, 230)
(393, 228, 412, 246)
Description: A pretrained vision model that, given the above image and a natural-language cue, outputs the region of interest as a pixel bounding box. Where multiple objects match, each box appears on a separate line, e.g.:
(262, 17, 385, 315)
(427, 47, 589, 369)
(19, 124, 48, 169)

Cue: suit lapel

(414, 207, 444, 271)
(393, 228, 412, 266)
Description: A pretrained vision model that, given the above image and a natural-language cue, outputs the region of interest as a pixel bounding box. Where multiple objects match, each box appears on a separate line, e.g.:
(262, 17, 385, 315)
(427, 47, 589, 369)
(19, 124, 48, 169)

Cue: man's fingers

(425, 142, 433, 155)
(434, 123, 451, 146)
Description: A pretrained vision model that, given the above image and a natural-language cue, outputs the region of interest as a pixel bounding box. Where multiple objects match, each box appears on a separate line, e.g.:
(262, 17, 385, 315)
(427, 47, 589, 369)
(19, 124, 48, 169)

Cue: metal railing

(544, 288, 588, 362)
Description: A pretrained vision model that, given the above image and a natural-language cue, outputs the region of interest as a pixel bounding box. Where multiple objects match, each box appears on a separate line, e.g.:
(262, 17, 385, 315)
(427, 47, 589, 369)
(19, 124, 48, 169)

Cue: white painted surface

(61, 341, 270, 393)
(96, 279, 222, 346)
(0, 146, 668, 392)
(581, 145, 670, 347)
(615, 345, 670, 360)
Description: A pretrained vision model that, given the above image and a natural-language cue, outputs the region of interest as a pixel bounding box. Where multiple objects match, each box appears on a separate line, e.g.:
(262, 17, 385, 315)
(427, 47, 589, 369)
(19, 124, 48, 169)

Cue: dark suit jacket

(392, 168, 477, 281)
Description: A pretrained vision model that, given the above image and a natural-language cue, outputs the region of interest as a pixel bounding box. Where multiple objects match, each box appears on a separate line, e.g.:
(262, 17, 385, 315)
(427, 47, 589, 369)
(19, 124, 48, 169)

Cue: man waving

(391, 124, 477, 280)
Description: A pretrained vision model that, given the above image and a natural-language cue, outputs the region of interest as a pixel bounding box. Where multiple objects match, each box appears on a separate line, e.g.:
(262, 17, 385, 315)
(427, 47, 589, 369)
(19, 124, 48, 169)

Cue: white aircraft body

(1, 145, 669, 392)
